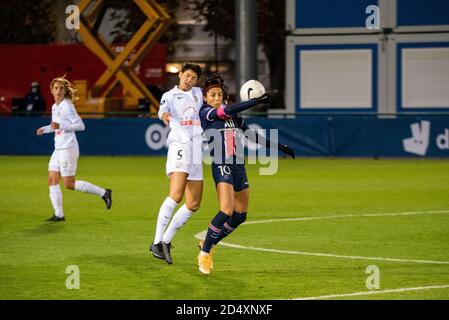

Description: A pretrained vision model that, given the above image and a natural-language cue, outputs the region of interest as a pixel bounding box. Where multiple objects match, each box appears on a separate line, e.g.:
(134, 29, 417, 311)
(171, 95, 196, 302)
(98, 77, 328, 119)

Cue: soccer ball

(239, 80, 266, 101)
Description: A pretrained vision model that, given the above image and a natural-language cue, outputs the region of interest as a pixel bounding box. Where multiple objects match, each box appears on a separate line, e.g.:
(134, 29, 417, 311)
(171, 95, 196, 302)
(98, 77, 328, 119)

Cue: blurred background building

(0, 0, 448, 158)
(0, 0, 275, 115)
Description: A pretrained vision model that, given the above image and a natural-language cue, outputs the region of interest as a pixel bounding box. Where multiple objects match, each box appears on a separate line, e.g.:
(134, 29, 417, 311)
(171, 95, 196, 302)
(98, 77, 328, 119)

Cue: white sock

(75, 180, 105, 197)
(153, 197, 178, 244)
(162, 204, 193, 244)
(49, 185, 64, 218)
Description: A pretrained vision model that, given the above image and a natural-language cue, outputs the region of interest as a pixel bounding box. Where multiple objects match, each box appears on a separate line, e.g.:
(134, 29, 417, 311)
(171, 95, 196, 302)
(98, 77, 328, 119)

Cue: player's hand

(162, 112, 172, 126)
(256, 93, 277, 106)
(50, 122, 60, 130)
(36, 128, 44, 136)
(278, 144, 295, 159)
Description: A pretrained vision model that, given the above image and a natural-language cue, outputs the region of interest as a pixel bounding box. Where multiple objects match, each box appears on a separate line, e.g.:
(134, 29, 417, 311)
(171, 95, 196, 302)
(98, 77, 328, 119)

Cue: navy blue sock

(213, 211, 247, 245)
(202, 211, 230, 253)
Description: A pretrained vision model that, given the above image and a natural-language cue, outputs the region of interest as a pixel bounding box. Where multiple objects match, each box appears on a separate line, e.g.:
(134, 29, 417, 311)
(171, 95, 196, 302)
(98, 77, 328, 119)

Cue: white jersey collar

(54, 98, 70, 108)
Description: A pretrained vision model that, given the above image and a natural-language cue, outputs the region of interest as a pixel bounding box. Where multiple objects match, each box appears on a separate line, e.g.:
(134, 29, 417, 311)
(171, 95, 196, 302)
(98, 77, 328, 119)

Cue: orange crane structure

(77, 0, 170, 115)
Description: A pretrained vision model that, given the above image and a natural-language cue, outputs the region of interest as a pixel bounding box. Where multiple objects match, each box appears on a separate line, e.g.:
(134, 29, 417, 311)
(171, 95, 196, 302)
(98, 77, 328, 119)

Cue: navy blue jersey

(200, 104, 250, 165)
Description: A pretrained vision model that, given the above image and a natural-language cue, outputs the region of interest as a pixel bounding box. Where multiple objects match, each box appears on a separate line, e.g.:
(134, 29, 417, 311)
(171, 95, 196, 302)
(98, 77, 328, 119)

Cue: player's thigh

(212, 164, 234, 187)
(166, 142, 190, 177)
(48, 150, 60, 175)
(187, 163, 203, 182)
(234, 188, 249, 213)
(185, 180, 203, 212)
(59, 148, 79, 178)
(168, 172, 188, 203)
(216, 182, 235, 216)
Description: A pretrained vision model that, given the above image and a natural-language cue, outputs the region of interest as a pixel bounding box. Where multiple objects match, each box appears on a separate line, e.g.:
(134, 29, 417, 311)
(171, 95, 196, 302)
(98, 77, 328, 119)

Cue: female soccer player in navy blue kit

(197, 75, 294, 274)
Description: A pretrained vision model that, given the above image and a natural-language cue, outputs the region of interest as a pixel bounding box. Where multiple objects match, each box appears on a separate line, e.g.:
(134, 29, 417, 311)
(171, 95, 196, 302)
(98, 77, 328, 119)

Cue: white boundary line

(194, 209, 449, 299)
(243, 209, 449, 225)
(293, 284, 449, 300)
(194, 209, 449, 265)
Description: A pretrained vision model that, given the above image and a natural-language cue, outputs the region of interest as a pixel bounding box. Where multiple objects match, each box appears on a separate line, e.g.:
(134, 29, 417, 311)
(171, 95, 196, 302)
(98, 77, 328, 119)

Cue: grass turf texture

(0, 156, 448, 300)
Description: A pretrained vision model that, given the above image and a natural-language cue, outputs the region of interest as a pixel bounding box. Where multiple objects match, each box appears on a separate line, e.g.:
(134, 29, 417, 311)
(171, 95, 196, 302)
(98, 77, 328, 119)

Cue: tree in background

(0, 0, 187, 48)
(104, 0, 190, 54)
(185, 0, 286, 108)
(0, 0, 56, 44)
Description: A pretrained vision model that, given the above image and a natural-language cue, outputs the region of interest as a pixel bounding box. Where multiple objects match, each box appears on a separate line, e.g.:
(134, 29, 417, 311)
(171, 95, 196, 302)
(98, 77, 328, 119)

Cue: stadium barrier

(1, 114, 448, 157)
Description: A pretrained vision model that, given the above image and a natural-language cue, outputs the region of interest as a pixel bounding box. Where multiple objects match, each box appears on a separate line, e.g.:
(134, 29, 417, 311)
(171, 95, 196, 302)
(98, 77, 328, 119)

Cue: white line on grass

(194, 209, 449, 265)
(292, 284, 449, 300)
(243, 209, 449, 225)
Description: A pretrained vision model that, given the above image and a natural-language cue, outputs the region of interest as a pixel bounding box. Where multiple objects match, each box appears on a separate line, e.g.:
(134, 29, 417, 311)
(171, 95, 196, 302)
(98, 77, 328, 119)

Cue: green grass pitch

(0, 156, 448, 300)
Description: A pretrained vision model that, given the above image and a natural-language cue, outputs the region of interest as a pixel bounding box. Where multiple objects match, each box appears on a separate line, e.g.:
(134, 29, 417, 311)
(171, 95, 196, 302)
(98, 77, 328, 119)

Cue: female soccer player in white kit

(150, 63, 203, 264)
(36, 76, 112, 221)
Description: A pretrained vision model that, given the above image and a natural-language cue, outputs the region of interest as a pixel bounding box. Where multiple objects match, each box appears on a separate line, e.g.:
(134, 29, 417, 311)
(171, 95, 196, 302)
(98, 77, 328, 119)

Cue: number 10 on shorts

(218, 165, 231, 176)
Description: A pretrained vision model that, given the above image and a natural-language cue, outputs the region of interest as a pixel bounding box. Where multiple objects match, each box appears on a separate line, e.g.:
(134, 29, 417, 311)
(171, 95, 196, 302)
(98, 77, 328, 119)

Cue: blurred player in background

(36, 76, 112, 221)
(150, 63, 204, 264)
(197, 74, 295, 275)
(24, 81, 46, 116)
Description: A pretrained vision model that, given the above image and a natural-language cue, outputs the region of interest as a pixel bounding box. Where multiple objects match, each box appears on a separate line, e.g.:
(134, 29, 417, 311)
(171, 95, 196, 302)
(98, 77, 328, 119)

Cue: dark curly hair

(202, 74, 229, 102)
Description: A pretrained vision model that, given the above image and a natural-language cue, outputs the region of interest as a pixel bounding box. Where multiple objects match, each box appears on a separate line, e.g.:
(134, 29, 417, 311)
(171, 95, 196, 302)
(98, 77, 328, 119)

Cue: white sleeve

(59, 119, 85, 132)
(40, 125, 54, 134)
(59, 104, 85, 132)
(197, 88, 204, 106)
(158, 93, 170, 120)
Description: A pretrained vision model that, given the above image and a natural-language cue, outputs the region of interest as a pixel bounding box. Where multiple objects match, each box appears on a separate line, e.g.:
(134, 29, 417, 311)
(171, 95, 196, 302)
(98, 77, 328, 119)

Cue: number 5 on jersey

(177, 149, 183, 160)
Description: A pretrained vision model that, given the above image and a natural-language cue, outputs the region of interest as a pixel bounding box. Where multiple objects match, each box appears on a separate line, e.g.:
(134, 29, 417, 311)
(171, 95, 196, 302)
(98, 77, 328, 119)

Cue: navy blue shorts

(211, 164, 249, 192)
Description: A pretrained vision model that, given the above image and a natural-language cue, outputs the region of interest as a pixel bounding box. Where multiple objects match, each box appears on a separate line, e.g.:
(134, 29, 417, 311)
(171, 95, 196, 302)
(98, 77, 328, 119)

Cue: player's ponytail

(50, 74, 78, 103)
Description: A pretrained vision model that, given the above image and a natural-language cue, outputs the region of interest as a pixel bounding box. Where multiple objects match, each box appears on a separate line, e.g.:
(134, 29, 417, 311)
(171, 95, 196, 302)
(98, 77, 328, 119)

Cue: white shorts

(166, 141, 203, 181)
(48, 148, 79, 177)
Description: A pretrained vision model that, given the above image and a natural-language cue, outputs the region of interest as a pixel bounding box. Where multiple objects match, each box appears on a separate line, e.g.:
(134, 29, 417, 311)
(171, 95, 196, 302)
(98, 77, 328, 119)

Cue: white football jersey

(52, 99, 84, 150)
(158, 86, 204, 145)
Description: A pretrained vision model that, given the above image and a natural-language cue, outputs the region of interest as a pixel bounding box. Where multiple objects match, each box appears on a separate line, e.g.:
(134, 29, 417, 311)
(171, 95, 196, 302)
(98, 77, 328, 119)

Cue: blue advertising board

(1, 117, 448, 158)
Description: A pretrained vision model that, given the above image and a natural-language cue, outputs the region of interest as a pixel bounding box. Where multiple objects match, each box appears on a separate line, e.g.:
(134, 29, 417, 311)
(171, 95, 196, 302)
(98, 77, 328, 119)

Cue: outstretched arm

(55, 119, 85, 132)
(238, 117, 295, 159)
(36, 125, 54, 136)
(206, 94, 276, 120)
(221, 94, 275, 116)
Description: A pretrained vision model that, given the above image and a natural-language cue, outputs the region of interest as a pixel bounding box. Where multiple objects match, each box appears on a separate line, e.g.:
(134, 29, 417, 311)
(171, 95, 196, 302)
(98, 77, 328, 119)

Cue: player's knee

(186, 200, 201, 212)
(232, 211, 247, 224)
(220, 207, 233, 216)
(48, 176, 59, 186)
(169, 193, 183, 204)
(63, 180, 75, 190)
